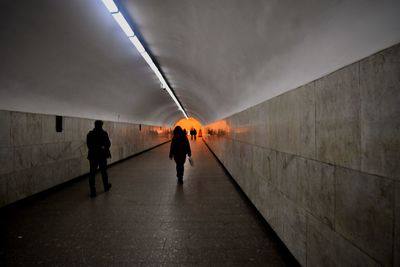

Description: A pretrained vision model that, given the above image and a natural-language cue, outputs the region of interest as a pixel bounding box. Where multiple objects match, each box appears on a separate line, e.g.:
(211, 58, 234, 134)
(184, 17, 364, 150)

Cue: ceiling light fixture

(101, 0, 188, 119)
(101, 0, 118, 13)
(112, 12, 134, 37)
(129, 36, 145, 53)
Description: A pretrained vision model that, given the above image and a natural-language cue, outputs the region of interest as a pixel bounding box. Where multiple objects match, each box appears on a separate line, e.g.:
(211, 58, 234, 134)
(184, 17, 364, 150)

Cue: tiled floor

(0, 140, 299, 266)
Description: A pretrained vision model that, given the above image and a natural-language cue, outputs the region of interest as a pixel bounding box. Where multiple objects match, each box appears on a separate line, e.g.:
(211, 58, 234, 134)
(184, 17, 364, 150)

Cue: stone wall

(204, 43, 400, 266)
(0, 111, 171, 207)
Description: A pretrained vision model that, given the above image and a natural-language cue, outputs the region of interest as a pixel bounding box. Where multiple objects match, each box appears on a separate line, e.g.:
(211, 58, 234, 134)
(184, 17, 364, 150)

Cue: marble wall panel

(224, 139, 234, 171)
(253, 102, 268, 148)
(257, 179, 269, 219)
(14, 146, 33, 171)
(282, 196, 307, 266)
(0, 110, 11, 147)
(252, 173, 268, 211)
(204, 44, 399, 267)
(1, 110, 171, 207)
(271, 95, 285, 152)
(59, 142, 73, 161)
(5, 173, 19, 204)
(12, 169, 36, 200)
(335, 167, 394, 266)
(70, 141, 84, 159)
(296, 82, 316, 159)
(360, 44, 400, 180)
(80, 141, 88, 159)
(307, 214, 380, 267)
(276, 91, 299, 155)
(25, 112, 43, 145)
(46, 143, 62, 163)
(31, 145, 47, 167)
(68, 158, 82, 180)
(11, 112, 43, 146)
(64, 116, 80, 142)
(31, 165, 53, 194)
(229, 141, 240, 178)
(249, 108, 259, 145)
(252, 146, 266, 182)
(297, 158, 335, 227)
(245, 168, 261, 204)
(42, 114, 64, 144)
(265, 97, 278, 150)
(238, 141, 253, 169)
(51, 160, 71, 184)
(80, 156, 90, 175)
(0, 147, 13, 175)
(315, 63, 361, 170)
(276, 151, 297, 201)
(79, 119, 93, 141)
(261, 182, 284, 237)
(264, 149, 277, 187)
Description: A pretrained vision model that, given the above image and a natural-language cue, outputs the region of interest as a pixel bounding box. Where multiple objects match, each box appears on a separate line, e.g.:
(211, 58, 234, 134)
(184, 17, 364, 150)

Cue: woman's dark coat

(169, 134, 191, 164)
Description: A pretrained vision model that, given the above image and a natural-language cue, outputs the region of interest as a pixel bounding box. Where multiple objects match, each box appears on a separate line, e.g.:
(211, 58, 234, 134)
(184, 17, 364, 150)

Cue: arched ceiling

(0, 0, 399, 126)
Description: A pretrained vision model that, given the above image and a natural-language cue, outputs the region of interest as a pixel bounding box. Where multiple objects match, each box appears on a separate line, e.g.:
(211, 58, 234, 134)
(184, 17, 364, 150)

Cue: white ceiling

(0, 0, 399, 125)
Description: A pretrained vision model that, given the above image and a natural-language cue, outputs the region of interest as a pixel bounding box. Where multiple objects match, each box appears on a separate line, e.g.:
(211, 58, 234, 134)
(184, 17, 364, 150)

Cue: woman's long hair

(173, 126, 183, 137)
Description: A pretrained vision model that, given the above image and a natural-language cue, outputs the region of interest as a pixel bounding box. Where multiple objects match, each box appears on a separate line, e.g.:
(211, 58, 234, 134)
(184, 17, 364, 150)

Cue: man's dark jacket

(169, 135, 191, 164)
(86, 128, 111, 161)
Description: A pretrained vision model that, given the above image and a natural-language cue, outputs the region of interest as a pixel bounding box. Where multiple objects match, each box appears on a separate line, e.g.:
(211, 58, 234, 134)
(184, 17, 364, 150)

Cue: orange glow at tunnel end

(174, 117, 203, 135)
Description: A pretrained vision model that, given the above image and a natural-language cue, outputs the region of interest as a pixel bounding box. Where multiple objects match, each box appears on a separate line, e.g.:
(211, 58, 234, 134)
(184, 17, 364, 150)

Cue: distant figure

(189, 128, 194, 140)
(183, 128, 187, 136)
(169, 126, 192, 184)
(86, 120, 112, 198)
(198, 129, 202, 138)
(193, 128, 197, 140)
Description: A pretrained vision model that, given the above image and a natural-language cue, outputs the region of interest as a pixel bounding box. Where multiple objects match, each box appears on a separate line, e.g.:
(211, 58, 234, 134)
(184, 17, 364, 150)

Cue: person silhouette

(190, 128, 194, 140)
(193, 128, 197, 140)
(86, 120, 112, 198)
(169, 126, 191, 184)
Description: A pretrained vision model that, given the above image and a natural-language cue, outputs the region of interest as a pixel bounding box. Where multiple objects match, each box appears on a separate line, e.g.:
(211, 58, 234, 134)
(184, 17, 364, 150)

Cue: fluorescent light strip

(141, 52, 153, 66)
(102, 0, 118, 13)
(112, 12, 134, 37)
(101, 0, 188, 118)
(129, 36, 145, 53)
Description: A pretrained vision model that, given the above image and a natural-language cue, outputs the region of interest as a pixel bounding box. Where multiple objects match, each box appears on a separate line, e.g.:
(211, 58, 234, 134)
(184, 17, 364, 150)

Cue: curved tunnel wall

(0, 111, 171, 207)
(203, 43, 400, 267)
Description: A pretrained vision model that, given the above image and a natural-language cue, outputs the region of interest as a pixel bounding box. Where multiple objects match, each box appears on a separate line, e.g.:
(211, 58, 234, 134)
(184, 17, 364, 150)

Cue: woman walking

(169, 126, 192, 184)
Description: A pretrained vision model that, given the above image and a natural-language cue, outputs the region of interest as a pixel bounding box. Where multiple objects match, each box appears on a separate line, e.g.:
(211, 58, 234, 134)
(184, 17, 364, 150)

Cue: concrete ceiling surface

(122, 0, 400, 124)
(0, 0, 182, 125)
(1, 0, 399, 125)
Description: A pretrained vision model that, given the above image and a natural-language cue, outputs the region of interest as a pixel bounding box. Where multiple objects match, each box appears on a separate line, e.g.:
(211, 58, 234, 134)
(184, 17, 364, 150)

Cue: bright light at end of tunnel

(112, 12, 134, 37)
(175, 118, 202, 131)
(101, 0, 118, 13)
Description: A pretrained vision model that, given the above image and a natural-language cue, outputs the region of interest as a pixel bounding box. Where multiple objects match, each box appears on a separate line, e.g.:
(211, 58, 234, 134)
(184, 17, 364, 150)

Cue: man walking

(86, 120, 112, 198)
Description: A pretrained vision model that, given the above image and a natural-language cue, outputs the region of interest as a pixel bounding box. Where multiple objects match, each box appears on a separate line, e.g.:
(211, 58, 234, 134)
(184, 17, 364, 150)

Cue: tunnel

(0, 0, 399, 266)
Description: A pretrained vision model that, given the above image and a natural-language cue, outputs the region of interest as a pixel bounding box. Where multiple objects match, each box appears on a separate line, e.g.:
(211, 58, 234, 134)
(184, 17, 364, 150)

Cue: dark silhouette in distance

(169, 126, 192, 184)
(193, 128, 197, 140)
(86, 120, 112, 197)
(190, 128, 194, 140)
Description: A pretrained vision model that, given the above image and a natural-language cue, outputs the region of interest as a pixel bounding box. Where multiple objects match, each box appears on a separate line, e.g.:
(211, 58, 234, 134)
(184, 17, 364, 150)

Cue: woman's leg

(176, 162, 184, 183)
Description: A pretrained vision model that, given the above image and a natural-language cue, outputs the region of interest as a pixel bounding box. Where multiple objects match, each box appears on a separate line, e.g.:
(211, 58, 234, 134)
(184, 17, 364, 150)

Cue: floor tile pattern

(0, 140, 299, 266)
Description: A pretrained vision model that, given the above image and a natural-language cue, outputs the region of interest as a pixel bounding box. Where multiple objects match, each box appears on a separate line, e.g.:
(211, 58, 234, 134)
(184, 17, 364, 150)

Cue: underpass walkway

(0, 139, 299, 266)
